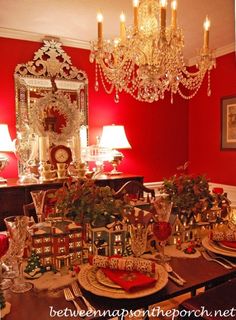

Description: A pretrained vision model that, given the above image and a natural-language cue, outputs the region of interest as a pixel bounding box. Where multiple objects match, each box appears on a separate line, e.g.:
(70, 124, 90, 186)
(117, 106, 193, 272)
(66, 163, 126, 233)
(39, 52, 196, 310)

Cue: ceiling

(0, 0, 235, 60)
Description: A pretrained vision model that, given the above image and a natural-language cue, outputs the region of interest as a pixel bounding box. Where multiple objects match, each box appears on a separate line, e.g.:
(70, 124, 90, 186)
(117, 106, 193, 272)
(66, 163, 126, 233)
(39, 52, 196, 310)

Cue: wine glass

(30, 190, 45, 223)
(153, 198, 173, 263)
(4, 216, 33, 293)
(129, 224, 148, 257)
(0, 234, 12, 290)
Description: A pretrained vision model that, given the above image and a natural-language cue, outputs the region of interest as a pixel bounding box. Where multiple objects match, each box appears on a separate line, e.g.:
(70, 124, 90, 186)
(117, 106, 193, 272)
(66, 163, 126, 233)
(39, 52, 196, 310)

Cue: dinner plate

(96, 269, 122, 289)
(78, 264, 168, 299)
(202, 237, 236, 258)
(218, 241, 236, 251)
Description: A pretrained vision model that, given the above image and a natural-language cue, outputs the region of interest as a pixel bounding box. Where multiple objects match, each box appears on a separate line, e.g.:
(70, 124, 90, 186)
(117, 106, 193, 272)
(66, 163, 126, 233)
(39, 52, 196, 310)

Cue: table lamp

(100, 124, 131, 174)
(0, 124, 14, 183)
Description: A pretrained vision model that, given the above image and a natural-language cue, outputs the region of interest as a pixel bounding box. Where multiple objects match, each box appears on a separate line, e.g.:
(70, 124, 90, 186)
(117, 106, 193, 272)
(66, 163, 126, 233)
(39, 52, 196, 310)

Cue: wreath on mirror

(31, 91, 82, 145)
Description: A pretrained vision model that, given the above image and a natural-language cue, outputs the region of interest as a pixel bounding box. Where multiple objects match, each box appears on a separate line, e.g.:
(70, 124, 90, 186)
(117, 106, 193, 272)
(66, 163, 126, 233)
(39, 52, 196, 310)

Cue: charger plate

(202, 237, 236, 258)
(78, 264, 168, 299)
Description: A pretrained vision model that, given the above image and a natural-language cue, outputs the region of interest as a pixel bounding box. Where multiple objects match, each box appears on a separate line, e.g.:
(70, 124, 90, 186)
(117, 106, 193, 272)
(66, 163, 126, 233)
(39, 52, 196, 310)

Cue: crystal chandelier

(90, 0, 216, 103)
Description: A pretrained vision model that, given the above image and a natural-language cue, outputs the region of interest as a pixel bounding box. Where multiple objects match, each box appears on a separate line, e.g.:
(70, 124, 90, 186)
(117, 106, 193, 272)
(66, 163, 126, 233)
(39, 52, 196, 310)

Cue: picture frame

(221, 95, 236, 149)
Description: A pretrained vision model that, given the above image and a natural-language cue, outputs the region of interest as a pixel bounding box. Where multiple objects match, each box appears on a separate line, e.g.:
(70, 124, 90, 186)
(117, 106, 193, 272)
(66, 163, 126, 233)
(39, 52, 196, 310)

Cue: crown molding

(0, 27, 90, 50)
(188, 42, 235, 66)
(0, 27, 234, 59)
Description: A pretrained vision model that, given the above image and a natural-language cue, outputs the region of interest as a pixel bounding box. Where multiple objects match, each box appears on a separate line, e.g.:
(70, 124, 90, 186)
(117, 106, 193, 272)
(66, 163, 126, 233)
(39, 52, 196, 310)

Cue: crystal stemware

(4, 216, 33, 293)
(0, 234, 12, 290)
(153, 198, 173, 263)
(129, 224, 148, 257)
(30, 190, 45, 223)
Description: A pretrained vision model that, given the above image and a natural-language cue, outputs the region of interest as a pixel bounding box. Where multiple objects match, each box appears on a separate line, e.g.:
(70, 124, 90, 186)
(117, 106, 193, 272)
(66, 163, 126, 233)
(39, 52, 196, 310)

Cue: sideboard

(0, 174, 143, 230)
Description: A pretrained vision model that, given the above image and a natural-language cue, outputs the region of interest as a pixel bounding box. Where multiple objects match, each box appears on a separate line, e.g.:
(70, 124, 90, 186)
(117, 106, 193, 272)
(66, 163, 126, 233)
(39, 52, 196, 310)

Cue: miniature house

(30, 219, 83, 269)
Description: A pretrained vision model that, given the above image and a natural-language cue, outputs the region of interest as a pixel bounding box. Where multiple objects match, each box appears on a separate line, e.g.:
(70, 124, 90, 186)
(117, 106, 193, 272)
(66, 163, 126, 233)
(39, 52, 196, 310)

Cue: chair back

(114, 180, 155, 200)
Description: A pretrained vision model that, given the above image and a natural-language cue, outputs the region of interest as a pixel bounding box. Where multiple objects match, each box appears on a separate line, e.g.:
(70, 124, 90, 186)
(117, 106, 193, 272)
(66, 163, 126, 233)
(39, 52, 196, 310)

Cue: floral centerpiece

(159, 165, 212, 222)
(54, 178, 131, 227)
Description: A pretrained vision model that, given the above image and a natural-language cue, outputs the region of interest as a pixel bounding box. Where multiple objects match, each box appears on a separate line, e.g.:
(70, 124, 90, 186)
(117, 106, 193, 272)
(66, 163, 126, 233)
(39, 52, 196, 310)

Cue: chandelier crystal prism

(90, 0, 216, 103)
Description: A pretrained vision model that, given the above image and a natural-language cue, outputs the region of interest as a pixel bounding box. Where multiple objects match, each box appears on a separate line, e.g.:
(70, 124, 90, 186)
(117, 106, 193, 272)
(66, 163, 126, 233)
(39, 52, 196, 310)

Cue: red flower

(212, 188, 224, 195)
(0, 234, 9, 258)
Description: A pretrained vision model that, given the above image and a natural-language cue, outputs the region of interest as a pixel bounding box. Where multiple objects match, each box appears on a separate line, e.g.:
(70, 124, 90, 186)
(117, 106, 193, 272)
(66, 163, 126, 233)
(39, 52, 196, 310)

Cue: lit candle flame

(160, 0, 167, 7)
(171, 0, 177, 10)
(97, 12, 103, 23)
(120, 12, 125, 23)
(204, 16, 210, 31)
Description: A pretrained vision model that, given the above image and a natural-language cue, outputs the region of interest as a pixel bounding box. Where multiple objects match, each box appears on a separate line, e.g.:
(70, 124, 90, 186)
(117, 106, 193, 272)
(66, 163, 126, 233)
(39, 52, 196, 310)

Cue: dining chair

(23, 202, 38, 223)
(178, 278, 236, 320)
(114, 180, 155, 201)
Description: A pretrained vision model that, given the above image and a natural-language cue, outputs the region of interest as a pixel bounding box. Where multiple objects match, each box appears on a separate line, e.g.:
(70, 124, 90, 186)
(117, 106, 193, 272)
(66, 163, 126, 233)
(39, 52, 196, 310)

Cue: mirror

(14, 39, 88, 179)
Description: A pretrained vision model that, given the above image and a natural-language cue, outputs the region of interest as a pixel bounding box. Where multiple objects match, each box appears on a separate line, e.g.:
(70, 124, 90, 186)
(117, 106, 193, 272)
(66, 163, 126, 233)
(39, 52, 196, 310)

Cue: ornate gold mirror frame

(14, 39, 88, 179)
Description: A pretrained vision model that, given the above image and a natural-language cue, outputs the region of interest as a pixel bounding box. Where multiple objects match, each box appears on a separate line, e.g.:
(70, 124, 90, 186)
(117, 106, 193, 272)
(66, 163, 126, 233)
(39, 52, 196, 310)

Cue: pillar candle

(39, 136, 49, 162)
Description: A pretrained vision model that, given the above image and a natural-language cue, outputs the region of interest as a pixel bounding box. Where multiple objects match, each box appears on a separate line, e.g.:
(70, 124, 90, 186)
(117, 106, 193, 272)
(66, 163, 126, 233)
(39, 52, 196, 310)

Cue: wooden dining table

(3, 255, 236, 320)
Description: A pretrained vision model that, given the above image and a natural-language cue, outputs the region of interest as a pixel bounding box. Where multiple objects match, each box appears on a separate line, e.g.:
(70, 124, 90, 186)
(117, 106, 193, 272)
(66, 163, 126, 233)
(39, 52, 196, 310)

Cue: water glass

(4, 216, 33, 293)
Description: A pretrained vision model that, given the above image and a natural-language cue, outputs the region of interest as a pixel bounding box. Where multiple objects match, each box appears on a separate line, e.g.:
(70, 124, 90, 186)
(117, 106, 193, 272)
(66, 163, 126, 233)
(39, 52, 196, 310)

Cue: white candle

(133, 0, 139, 29)
(73, 133, 81, 162)
(97, 12, 103, 48)
(39, 136, 49, 162)
(120, 12, 126, 42)
(171, 0, 177, 29)
(203, 16, 210, 51)
(160, 0, 167, 28)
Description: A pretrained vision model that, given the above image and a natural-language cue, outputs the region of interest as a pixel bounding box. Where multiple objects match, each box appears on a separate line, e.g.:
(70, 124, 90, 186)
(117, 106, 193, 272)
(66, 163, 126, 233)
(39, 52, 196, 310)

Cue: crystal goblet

(153, 198, 173, 263)
(129, 224, 148, 257)
(0, 234, 12, 290)
(4, 216, 33, 293)
(30, 190, 45, 223)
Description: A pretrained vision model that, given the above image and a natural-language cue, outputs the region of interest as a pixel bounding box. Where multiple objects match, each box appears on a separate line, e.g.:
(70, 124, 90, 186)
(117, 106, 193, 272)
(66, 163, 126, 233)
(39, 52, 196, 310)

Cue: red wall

(0, 37, 189, 182)
(188, 52, 236, 185)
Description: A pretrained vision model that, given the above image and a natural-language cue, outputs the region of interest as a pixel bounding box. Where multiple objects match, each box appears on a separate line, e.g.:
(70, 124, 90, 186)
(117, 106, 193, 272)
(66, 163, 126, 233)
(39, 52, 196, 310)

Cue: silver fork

(202, 251, 232, 269)
(71, 281, 95, 311)
(206, 251, 236, 268)
(64, 287, 82, 312)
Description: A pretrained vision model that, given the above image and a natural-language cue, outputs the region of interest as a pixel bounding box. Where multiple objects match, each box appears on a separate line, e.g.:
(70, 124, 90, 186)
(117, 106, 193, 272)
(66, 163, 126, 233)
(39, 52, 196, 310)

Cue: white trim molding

(188, 42, 235, 66)
(0, 27, 90, 50)
(0, 27, 234, 59)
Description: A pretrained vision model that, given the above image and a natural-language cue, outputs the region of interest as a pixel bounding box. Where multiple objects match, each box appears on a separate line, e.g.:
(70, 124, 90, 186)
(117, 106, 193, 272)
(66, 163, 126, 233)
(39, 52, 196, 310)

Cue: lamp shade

(100, 125, 131, 149)
(0, 124, 13, 152)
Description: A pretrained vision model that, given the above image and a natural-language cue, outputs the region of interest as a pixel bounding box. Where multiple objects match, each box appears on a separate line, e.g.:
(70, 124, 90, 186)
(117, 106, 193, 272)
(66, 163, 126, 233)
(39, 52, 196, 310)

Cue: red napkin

(220, 241, 236, 249)
(101, 268, 156, 292)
